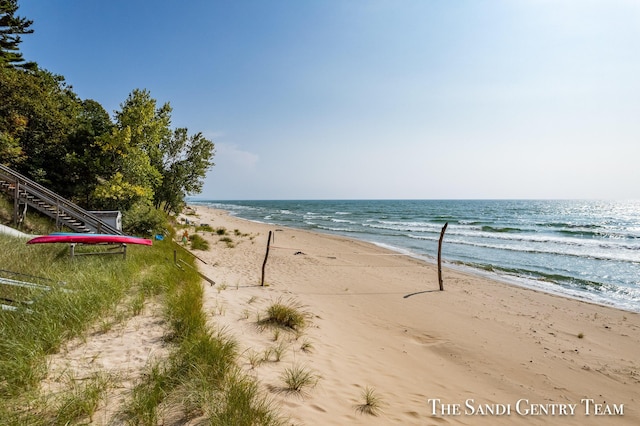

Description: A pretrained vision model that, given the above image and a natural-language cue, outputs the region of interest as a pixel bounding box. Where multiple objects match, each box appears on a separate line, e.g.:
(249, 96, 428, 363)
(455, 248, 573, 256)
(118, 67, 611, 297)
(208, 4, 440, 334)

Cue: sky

(18, 0, 640, 200)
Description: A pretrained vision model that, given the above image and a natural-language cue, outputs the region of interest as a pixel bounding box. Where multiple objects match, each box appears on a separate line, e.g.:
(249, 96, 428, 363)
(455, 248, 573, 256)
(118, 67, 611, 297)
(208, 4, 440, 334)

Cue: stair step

(1, 165, 121, 235)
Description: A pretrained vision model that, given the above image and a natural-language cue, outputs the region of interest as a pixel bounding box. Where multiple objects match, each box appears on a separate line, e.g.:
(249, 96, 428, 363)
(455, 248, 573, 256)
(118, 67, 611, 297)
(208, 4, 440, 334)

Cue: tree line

(0, 0, 215, 233)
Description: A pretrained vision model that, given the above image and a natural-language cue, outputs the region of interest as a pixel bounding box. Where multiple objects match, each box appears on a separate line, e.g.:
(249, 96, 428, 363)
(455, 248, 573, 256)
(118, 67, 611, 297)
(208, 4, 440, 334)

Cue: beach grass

(53, 372, 114, 424)
(355, 386, 384, 416)
(300, 338, 314, 353)
(189, 233, 210, 250)
(0, 236, 142, 397)
(258, 298, 309, 332)
(270, 341, 289, 362)
(280, 364, 319, 394)
(219, 236, 235, 248)
(207, 369, 284, 426)
(0, 233, 172, 423)
(0, 228, 284, 424)
(197, 224, 214, 233)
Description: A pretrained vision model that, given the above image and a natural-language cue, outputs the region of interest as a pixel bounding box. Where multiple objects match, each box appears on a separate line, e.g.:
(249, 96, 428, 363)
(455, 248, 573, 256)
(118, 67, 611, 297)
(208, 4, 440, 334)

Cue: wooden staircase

(0, 164, 121, 235)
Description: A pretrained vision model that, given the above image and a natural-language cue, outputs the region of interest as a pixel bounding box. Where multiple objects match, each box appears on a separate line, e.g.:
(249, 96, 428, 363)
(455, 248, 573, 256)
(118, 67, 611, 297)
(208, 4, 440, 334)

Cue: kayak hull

(27, 233, 152, 246)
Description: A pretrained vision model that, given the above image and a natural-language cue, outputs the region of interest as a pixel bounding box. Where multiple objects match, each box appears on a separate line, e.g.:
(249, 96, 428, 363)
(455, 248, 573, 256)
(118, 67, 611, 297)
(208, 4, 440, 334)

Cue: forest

(0, 0, 215, 233)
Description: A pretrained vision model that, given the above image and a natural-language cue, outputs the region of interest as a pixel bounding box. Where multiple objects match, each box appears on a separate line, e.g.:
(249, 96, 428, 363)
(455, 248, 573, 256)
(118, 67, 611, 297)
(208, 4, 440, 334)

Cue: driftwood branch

(437, 222, 448, 291)
(261, 230, 272, 286)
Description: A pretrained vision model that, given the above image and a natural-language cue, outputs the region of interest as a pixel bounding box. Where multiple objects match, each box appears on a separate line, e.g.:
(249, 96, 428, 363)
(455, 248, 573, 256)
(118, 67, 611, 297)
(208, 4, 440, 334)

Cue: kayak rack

(69, 243, 127, 259)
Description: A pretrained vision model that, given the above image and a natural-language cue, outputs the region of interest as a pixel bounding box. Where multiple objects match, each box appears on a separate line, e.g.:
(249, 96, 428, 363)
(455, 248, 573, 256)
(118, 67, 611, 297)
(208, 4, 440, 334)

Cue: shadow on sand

(403, 289, 440, 299)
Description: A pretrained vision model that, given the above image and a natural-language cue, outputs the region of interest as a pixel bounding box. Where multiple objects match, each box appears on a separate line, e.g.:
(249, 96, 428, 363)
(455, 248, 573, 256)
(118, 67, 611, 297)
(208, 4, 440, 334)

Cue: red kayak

(27, 233, 153, 246)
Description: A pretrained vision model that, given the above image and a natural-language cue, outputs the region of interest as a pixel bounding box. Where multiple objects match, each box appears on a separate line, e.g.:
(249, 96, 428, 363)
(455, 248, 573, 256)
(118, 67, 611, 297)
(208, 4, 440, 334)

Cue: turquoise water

(191, 200, 640, 312)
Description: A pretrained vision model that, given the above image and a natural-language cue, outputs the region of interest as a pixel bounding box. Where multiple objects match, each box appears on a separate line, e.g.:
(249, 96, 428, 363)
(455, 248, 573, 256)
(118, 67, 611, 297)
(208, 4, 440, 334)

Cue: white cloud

(217, 143, 259, 170)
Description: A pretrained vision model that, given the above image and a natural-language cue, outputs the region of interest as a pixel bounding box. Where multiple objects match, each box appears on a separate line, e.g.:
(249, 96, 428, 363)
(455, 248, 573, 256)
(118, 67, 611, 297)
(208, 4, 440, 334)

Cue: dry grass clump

(258, 298, 309, 332)
(300, 339, 314, 353)
(188, 234, 209, 250)
(233, 229, 250, 237)
(280, 364, 319, 393)
(219, 236, 235, 248)
(197, 224, 214, 232)
(355, 386, 384, 416)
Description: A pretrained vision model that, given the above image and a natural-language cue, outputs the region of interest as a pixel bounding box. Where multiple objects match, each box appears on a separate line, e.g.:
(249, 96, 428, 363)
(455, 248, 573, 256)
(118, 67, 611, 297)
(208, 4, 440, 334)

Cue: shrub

(122, 202, 167, 236)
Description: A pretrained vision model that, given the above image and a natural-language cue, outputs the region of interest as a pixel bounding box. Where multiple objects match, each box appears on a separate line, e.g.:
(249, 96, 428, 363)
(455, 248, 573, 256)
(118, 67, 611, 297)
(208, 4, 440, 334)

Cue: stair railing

(0, 164, 122, 235)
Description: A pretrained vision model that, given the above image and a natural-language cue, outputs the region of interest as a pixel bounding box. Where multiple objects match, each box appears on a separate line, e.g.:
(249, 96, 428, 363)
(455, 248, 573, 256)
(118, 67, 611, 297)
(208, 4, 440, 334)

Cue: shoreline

(189, 205, 640, 425)
(189, 199, 640, 314)
(358, 237, 634, 315)
(206, 204, 636, 316)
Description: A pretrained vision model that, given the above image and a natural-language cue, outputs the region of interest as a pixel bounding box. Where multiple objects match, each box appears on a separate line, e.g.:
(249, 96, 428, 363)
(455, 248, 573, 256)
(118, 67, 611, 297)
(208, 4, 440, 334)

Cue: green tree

(91, 89, 167, 210)
(155, 128, 215, 213)
(65, 99, 113, 204)
(0, 67, 25, 164)
(1, 67, 215, 218)
(0, 66, 23, 164)
(93, 89, 215, 214)
(0, 67, 81, 191)
(0, 0, 35, 69)
(114, 88, 172, 172)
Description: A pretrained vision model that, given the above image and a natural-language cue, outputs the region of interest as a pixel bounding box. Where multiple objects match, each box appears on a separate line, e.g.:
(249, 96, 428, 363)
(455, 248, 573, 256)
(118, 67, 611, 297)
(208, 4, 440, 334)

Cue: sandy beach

(182, 205, 640, 425)
(185, 206, 640, 425)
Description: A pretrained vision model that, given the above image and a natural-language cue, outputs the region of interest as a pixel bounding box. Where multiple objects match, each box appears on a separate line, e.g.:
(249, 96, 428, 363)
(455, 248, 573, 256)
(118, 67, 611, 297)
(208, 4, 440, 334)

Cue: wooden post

(437, 222, 448, 291)
(261, 230, 272, 286)
(13, 181, 19, 227)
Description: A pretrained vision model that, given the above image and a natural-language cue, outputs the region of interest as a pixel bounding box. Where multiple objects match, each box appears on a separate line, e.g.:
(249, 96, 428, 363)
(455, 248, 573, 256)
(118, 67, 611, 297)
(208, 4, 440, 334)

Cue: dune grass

(125, 277, 284, 425)
(189, 233, 210, 250)
(0, 234, 161, 423)
(355, 386, 384, 416)
(53, 372, 114, 424)
(258, 298, 309, 332)
(121, 243, 284, 425)
(219, 236, 235, 248)
(207, 369, 283, 426)
(198, 224, 214, 233)
(0, 229, 284, 425)
(0, 237, 144, 397)
(280, 364, 319, 394)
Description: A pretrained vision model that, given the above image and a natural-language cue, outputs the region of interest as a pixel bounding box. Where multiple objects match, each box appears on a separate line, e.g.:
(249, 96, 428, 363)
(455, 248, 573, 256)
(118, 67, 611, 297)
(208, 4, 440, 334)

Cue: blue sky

(19, 0, 640, 200)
